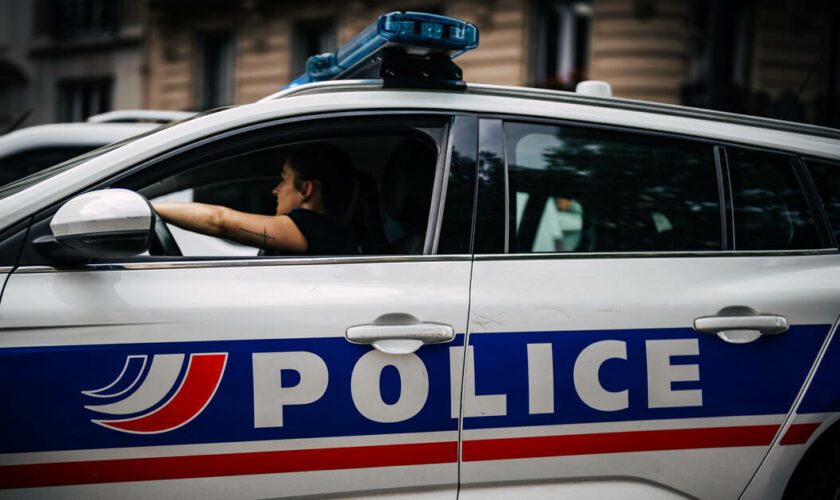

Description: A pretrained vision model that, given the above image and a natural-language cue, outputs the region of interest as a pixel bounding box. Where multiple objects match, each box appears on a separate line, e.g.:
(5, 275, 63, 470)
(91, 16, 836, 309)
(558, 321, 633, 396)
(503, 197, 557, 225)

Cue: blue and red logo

(82, 353, 227, 434)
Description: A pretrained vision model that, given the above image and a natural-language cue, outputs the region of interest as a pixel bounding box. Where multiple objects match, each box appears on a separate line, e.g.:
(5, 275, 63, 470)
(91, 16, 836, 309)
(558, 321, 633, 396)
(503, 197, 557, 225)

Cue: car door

(458, 118, 840, 499)
(0, 113, 478, 499)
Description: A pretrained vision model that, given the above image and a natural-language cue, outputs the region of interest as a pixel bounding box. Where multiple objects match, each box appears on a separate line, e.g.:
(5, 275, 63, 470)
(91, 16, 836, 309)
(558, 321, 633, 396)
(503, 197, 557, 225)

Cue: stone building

(144, 0, 839, 127)
(0, 0, 34, 130)
(2, 0, 837, 127)
(0, 0, 146, 128)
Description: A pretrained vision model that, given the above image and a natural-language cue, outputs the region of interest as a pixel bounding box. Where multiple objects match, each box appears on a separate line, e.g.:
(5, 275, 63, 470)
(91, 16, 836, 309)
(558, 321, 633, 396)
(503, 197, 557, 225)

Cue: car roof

(0, 122, 159, 158)
(268, 80, 840, 142)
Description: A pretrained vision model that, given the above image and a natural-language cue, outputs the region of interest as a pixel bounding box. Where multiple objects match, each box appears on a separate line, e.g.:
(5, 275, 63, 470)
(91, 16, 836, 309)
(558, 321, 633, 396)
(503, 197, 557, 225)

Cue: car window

(505, 122, 722, 253)
(805, 158, 840, 245)
(728, 148, 824, 250)
(130, 117, 447, 258)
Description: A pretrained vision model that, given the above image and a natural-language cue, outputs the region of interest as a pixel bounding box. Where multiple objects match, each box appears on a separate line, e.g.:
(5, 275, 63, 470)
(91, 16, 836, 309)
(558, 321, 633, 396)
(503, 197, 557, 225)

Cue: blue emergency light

(286, 11, 479, 89)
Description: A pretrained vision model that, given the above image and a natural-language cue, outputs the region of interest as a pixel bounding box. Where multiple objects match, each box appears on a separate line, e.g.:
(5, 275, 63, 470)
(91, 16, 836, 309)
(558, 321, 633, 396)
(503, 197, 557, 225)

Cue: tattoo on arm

(239, 227, 275, 246)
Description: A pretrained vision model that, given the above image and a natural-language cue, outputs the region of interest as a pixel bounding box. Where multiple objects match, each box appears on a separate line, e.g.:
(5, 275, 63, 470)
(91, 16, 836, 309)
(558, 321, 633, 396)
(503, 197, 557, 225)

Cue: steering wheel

(149, 211, 182, 256)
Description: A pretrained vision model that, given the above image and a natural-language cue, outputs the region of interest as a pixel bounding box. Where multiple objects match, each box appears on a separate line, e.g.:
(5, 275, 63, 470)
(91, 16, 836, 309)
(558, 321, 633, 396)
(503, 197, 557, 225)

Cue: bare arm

(153, 202, 308, 253)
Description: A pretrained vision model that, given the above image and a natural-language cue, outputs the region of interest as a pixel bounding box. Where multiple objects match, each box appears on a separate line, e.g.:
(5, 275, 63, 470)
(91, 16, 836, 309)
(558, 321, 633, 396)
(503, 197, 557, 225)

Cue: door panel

(0, 260, 469, 498)
(459, 117, 839, 498)
(461, 254, 838, 498)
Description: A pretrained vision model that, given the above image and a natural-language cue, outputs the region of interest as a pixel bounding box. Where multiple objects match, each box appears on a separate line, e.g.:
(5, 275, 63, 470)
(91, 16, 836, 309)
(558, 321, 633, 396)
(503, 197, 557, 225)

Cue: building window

(0, 62, 28, 132)
(57, 78, 112, 122)
(531, 0, 592, 90)
(291, 18, 336, 77)
(197, 31, 235, 110)
(51, 0, 119, 40)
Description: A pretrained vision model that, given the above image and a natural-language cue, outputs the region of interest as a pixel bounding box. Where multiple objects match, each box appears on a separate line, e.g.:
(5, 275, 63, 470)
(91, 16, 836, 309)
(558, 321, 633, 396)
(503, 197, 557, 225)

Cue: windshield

(0, 107, 232, 202)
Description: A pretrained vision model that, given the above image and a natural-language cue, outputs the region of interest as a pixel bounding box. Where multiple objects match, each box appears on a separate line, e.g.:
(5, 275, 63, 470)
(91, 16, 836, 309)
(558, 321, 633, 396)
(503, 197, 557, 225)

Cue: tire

(784, 424, 840, 500)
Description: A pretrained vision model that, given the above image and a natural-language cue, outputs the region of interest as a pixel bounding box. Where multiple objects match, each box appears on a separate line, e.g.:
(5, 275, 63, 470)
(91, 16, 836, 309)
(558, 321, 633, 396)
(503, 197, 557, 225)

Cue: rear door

(0, 114, 478, 499)
(459, 118, 840, 499)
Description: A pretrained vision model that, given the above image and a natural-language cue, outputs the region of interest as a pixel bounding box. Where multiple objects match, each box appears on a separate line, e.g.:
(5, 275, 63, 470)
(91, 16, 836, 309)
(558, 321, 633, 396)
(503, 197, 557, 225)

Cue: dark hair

(286, 143, 355, 215)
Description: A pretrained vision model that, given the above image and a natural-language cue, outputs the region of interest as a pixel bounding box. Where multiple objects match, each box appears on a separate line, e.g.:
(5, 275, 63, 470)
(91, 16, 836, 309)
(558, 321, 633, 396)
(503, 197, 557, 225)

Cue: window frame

(474, 113, 838, 259)
(17, 110, 478, 270)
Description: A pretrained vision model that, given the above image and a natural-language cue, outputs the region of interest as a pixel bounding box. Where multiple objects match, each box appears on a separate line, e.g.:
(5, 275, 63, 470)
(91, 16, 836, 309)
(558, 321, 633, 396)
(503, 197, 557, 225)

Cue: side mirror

(49, 189, 153, 259)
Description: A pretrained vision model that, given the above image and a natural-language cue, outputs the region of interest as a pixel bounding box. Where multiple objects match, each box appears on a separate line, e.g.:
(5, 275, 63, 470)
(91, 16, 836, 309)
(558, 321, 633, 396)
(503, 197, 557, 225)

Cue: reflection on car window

(729, 148, 823, 250)
(505, 122, 722, 253)
(807, 159, 840, 244)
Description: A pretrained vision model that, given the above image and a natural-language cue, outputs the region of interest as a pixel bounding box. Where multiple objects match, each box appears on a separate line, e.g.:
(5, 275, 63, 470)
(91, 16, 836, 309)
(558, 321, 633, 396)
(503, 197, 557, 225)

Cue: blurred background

(0, 0, 838, 130)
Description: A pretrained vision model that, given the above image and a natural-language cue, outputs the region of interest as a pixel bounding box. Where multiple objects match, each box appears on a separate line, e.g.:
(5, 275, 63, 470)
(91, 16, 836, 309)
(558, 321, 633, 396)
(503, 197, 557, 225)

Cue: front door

(0, 114, 479, 499)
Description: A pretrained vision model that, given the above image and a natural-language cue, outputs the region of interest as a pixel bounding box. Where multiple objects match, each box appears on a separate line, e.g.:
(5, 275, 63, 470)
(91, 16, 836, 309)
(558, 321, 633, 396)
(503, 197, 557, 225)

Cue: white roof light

(575, 80, 612, 98)
(87, 110, 195, 124)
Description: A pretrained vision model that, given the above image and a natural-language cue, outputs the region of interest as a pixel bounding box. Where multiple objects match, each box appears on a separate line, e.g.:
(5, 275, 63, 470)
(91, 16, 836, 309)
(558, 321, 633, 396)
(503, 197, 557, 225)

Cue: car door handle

(694, 306, 788, 344)
(347, 319, 454, 355)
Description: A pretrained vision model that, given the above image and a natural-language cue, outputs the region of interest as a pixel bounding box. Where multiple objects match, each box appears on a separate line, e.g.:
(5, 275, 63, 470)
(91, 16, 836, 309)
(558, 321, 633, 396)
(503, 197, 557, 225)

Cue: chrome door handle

(694, 306, 788, 344)
(347, 317, 454, 355)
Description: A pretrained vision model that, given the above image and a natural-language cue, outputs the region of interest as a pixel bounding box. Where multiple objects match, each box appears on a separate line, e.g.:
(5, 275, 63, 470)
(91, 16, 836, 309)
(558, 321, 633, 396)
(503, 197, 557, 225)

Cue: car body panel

(0, 259, 470, 497)
(742, 317, 840, 500)
(462, 254, 840, 498)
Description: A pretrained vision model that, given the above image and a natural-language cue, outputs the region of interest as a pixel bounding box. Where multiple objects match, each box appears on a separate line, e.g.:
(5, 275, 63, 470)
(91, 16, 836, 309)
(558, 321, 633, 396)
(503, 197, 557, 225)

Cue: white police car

(0, 11, 838, 500)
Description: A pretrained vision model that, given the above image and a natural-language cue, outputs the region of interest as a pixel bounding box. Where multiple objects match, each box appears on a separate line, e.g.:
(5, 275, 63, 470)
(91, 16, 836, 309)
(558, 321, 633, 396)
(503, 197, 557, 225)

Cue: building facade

(0, 0, 147, 128)
(144, 0, 839, 127)
(0, 0, 34, 131)
(1, 0, 837, 128)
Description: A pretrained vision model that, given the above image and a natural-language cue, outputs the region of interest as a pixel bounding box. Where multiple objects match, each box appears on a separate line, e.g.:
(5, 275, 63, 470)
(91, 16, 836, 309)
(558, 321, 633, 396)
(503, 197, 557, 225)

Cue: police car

(0, 11, 838, 500)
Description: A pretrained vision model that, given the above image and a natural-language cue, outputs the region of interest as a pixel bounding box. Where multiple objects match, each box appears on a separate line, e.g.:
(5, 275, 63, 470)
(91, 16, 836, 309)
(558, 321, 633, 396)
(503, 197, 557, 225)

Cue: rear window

(727, 148, 824, 250)
(805, 158, 840, 245)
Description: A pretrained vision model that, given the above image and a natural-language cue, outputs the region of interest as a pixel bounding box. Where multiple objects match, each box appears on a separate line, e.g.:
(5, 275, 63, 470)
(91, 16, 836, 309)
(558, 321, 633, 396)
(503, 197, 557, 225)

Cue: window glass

(474, 119, 506, 254)
(52, 0, 119, 39)
(437, 115, 477, 255)
(505, 122, 721, 253)
(197, 32, 235, 110)
(58, 79, 112, 122)
(806, 159, 840, 244)
(531, 0, 592, 90)
(292, 18, 336, 76)
(132, 119, 446, 258)
(728, 148, 823, 250)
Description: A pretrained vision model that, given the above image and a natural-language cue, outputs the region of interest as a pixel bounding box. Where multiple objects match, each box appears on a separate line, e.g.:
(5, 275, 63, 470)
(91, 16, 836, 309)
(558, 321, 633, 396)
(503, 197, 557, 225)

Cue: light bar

(286, 11, 479, 88)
